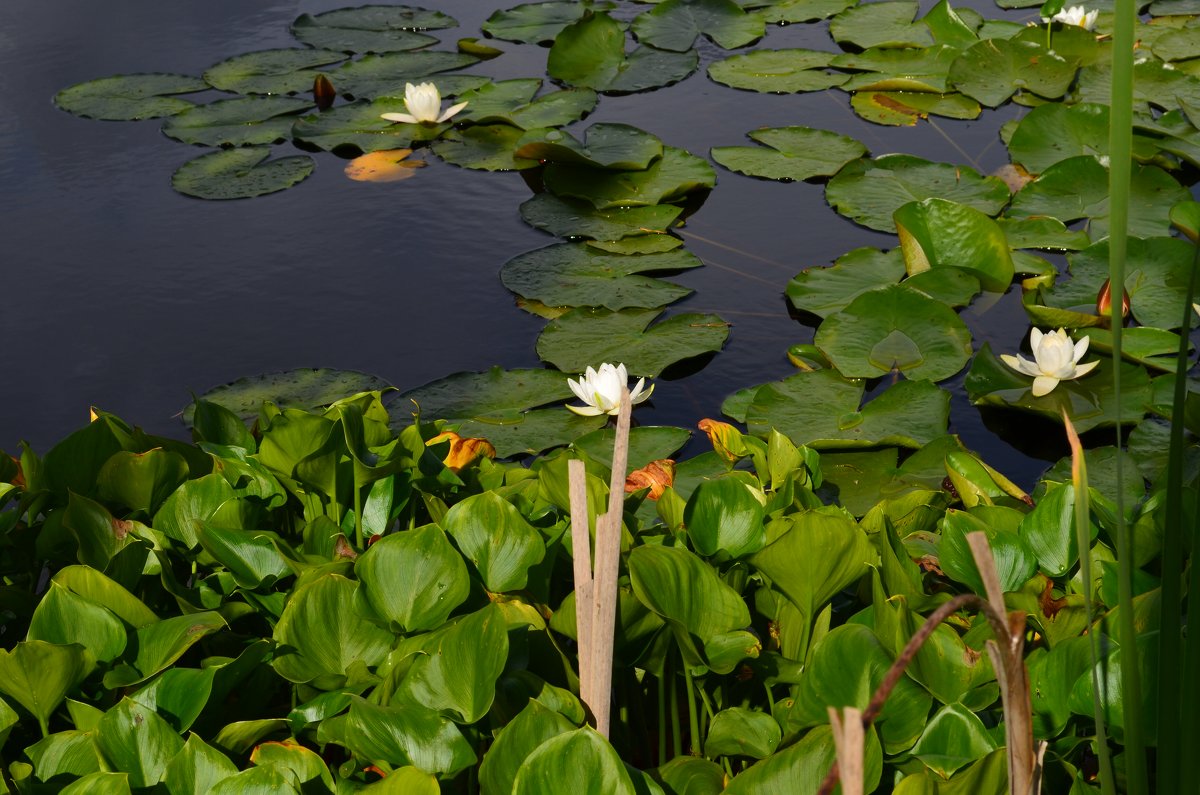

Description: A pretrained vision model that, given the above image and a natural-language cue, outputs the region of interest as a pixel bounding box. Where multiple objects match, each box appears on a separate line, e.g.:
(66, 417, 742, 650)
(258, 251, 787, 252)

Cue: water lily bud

(426, 431, 496, 472)
(625, 459, 676, 500)
(1095, 278, 1129, 321)
(313, 74, 336, 111)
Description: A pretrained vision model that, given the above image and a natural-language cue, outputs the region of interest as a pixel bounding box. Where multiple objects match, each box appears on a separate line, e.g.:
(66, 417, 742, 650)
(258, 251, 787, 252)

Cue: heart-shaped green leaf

(707, 49, 848, 93)
(290, 6, 453, 53)
(712, 126, 866, 181)
(171, 147, 315, 200)
(203, 49, 346, 95)
(536, 308, 729, 376)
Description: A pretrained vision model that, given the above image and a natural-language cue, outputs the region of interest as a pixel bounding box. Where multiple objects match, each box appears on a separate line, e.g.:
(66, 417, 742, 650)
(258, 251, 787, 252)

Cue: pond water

(2, 0, 1061, 483)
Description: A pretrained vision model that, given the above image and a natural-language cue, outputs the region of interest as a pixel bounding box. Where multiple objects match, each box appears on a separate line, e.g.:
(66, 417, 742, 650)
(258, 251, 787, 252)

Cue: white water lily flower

(1001, 328, 1099, 397)
(566, 363, 653, 416)
(380, 82, 467, 125)
(1042, 5, 1099, 30)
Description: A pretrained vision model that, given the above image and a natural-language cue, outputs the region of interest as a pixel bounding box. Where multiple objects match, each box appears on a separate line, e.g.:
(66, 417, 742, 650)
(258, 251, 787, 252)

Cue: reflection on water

(1, 0, 1051, 485)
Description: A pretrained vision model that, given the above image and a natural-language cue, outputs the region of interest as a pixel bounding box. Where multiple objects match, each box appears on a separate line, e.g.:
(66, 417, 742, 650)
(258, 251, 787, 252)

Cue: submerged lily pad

(203, 49, 347, 96)
(631, 0, 765, 52)
(455, 79, 598, 129)
(162, 96, 314, 146)
(391, 368, 605, 457)
(849, 90, 981, 125)
(519, 194, 682, 240)
(515, 123, 663, 170)
(432, 125, 533, 171)
(291, 6, 453, 53)
(741, 370, 951, 449)
(171, 147, 315, 200)
(815, 285, 973, 381)
(948, 39, 1078, 107)
(185, 368, 391, 424)
(536, 308, 729, 376)
(829, 1, 933, 49)
(543, 147, 715, 209)
(547, 10, 698, 93)
(787, 248, 906, 318)
(329, 51, 482, 99)
(825, 155, 1009, 233)
(711, 127, 867, 181)
(707, 49, 848, 93)
(55, 73, 209, 120)
(501, 243, 700, 311)
(482, 1, 617, 45)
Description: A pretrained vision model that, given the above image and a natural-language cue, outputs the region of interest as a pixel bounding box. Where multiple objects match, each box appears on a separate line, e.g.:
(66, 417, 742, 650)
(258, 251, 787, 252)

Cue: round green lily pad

(482, 1, 617, 45)
(514, 123, 663, 170)
(815, 284, 974, 382)
(711, 127, 867, 181)
(630, 0, 765, 53)
(185, 368, 391, 424)
(829, 0, 933, 49)
(455, 79, 598, 130)
(707, 49, 848, 93)
(292, 98, 444, 155)
(787, 248, 906, 319)
(328, 51, 482, 100)
(536, 308, 730, 376)
(519, 193, 683, 240)
(171, 147, 315, 200)
(432, 124, 533, 171)
(162, 96, 314, 147)
(833, 45, 960, 93)
(543, 146, 715, 210)
(55, 73, 209, 120)
(291, 6, 453, 54)
(547, 10, 698, 93)
(203, 49, 347, 96)
(948, 38, 1078, 107)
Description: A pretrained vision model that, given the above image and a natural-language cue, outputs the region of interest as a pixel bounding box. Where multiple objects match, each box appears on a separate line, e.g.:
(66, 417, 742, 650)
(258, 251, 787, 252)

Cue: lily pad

(1007, 103, 1145, 174)
(519, 193, 682, 240)
(825, 154, 1009, 233)
(997, 217, 1092, 251)
(547, 10, 699, 93)
(1039, 236, 1200, 330)
(514, 123, 663, 170)
(391, 368, 606, 457)
(161, 96, 314, 147)
(432, 125, 533, 171)
(849, 90, 981, 125)
(482, 1, 617, 45)
(829, 1, 933, 49)
(707, 49, 849, 93)
(833, 45, 961, 93)
(742, 370, 951, 449)
(965, 344, 1152, 432)
(756, 0, 857, 22)
(1082, 326, 1194, 372)
(203, 49, 347, 96)
(787, 248, 905, 318)
(455, 80, 598, 129)
(500, 243, 700, 311)
(292, 98, 452, 155)
(894, 198, 1015, 292)
(1006, 155, 1189, 240)
(631, 0, 765, 52)
(291, 6, 453, 53)
(55, 73, 208, 120)
(536, 308, 730, 376)
(815, 285, 973, 381)
(171, 147, 315, 200)
(711, 127, 867, 181)
(184, 368, 390, 424)
(329, 51, 482, 100)
(948, 38, 1078, 107)
(1076, 58, 1200, 115)
(543, 147, 716, 209)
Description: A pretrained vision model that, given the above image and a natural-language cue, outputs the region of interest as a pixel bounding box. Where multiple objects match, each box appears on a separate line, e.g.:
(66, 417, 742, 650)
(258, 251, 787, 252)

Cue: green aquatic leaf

(756, 0, 856, 22)
(55, 73, 208, 120)
(27, 583, 127, 664)
(290, 6, 453, 53)
(1076, 57, 1200, 115)
(833, 45, 961, 93)
(536, 307, 729, 376)
(543, 146, 715, 209)
(292, 98, 445, 154)
(1007, 156, 1189, 240)
(500, 242, 699, 311)
(161, 96, 314, 147)
(787, 247, 906, 318)
(725, 725, 881, 794)
(482, 1, 617, 45)
(103, 612, 227, 688)
(1008, 102, 1122, 173)
(162, 731, 239, 795)
(480, 702, 577, 795)
(849, 90, 981, 126)
(186, 368, 389, 423)
(999, 217, 1092, 251)
(895, 198, 1015, 291)
(631, 0, 765, 52)
(95, 698, 184, 789)
(329, 50, 480, 99)
(343, 697, 476, 775)
(513, 729, 636, 795)
(519, 193, 682, 240)
(455, 79, 598, 129)
(684, 476, 766, 558)
(572, 425, 691, 471)
(829, 0, 933, 49)
(515, 123, 663, 170)
(948, 38, 1078, 107)
(203, 49, 346, 95)
(826, 154, 1008, 232)
(432, 124, 532, 171)
(441, 492, 546, 593)
(547, 10, 698, 93)
(703, 708, 780, 759)
(815, 284, 974, 381)
(171, 147, 314, 200)
(711, 126, 866, 181)
(938, 508, 1036, 594)
(707, 49, 848, 93)
(911, 703, 998, 777)
(924, 0, 979, 46)
(743, 369, 951, 449)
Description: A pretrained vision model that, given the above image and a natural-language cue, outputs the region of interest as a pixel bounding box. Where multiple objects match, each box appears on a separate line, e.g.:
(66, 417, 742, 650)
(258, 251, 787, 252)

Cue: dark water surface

(1, 0, 1062, 484)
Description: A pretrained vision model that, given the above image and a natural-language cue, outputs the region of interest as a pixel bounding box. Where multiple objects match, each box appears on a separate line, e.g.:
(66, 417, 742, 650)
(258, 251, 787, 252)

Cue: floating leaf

(536, 308, 729, 376)
(344, 148, 427, 182)
(501, 243, 699, 311)
(519, 193, 682, 240)
(482, 1, 618, 45)
(203, 49, 346, 96)
(829, 0, 933, 49)
(833, 45, 961, 93)
(455, 79, 598, 129)
(711, 126, 866, 181)
(185, 368, 389, 424)
(948, 38, 1078, 107)
(815, 284, 974, 381)
(291, 6, 453, 54)
(55, 73, 208, 120)
(849, 90, 981, 125)
(787, 247, 905, 318)
(329, 51, 481, 99)
(433, 124, 531, 171)
(292, 98, 449, 155)
(707, 49, 848, 93)
(547, 10, 698, 93)
(631, 0, 765, 52)
(544, 147, 715, 209)
(171, 147, 314, 200)
(1008, 103, 1116, 173)
(1076, 58, 1200, 115)
(826, 154, 1008, 232)
(895, 198, 1015, 291)
(515, 123, 663, 170)
(742, 370, 950, 449)
(162, 96, 314, 147)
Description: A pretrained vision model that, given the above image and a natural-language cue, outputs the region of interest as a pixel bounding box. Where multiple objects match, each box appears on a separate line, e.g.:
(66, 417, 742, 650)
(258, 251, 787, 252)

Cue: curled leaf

(625, 459, 675, 499)
(428, 431, 497, 471)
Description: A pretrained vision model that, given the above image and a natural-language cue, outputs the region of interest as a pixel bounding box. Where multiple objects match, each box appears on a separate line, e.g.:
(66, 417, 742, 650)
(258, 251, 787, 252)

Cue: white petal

(567, 377, 592, 405)
(1029, 327, 1044, 350)
(631, 381, 654, 405)
(1072, 360, 1100, 378)
(1031, 375, 1060, 397)
(1072, 335, 1090, 362)
(381, 112, 418, 124)
(1001, 353, 1042, 378)
(437, 100, 468, 122)
(567, 403, 604, 416)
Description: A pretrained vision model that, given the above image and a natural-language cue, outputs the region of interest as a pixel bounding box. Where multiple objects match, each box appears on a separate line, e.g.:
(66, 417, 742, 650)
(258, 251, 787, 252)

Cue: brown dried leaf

(624, 458, 676, 500)
(992, 163, 1032, 193)
(427, 430, 496, 472)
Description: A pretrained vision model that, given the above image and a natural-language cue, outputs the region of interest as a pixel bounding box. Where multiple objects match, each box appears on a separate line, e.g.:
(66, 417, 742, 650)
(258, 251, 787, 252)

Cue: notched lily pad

(849, 90, 981, 126)
(432, 124, 534, 171)
(547, 10, 698, 93)
(631, 0, 765, 53)
(482, 1, 617, 45)
(455, 79, 598, 130)
(291, 5, 453, 53)
(829, 1, 934, 49)
(519, 193, 682, 240)
(707, 49, 848, 93)
(787, 247, 906, 318)
(833, 45, 961, 93)
(171, 147, 315, 200)
(292, 98, 449, 155)
(949, 38, 1078, 107)
(536, 308, 730, 376)
(55, 73, 209, 120)
(515, 123, 663, 170)
(185, 368, 391, 424)
(162, 96, 314, 147)
(711, 127, 867, 181)
(328, 51, 482, 100)
(543, 146, 715, 209)
(203, 49, 347, 96)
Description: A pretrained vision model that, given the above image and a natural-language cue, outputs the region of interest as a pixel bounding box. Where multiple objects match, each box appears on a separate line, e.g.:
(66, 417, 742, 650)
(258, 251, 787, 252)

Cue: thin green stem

(1183, 486, 1200, 793)
(657, 674, 667, 765)
(683, 658, 701, 756)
